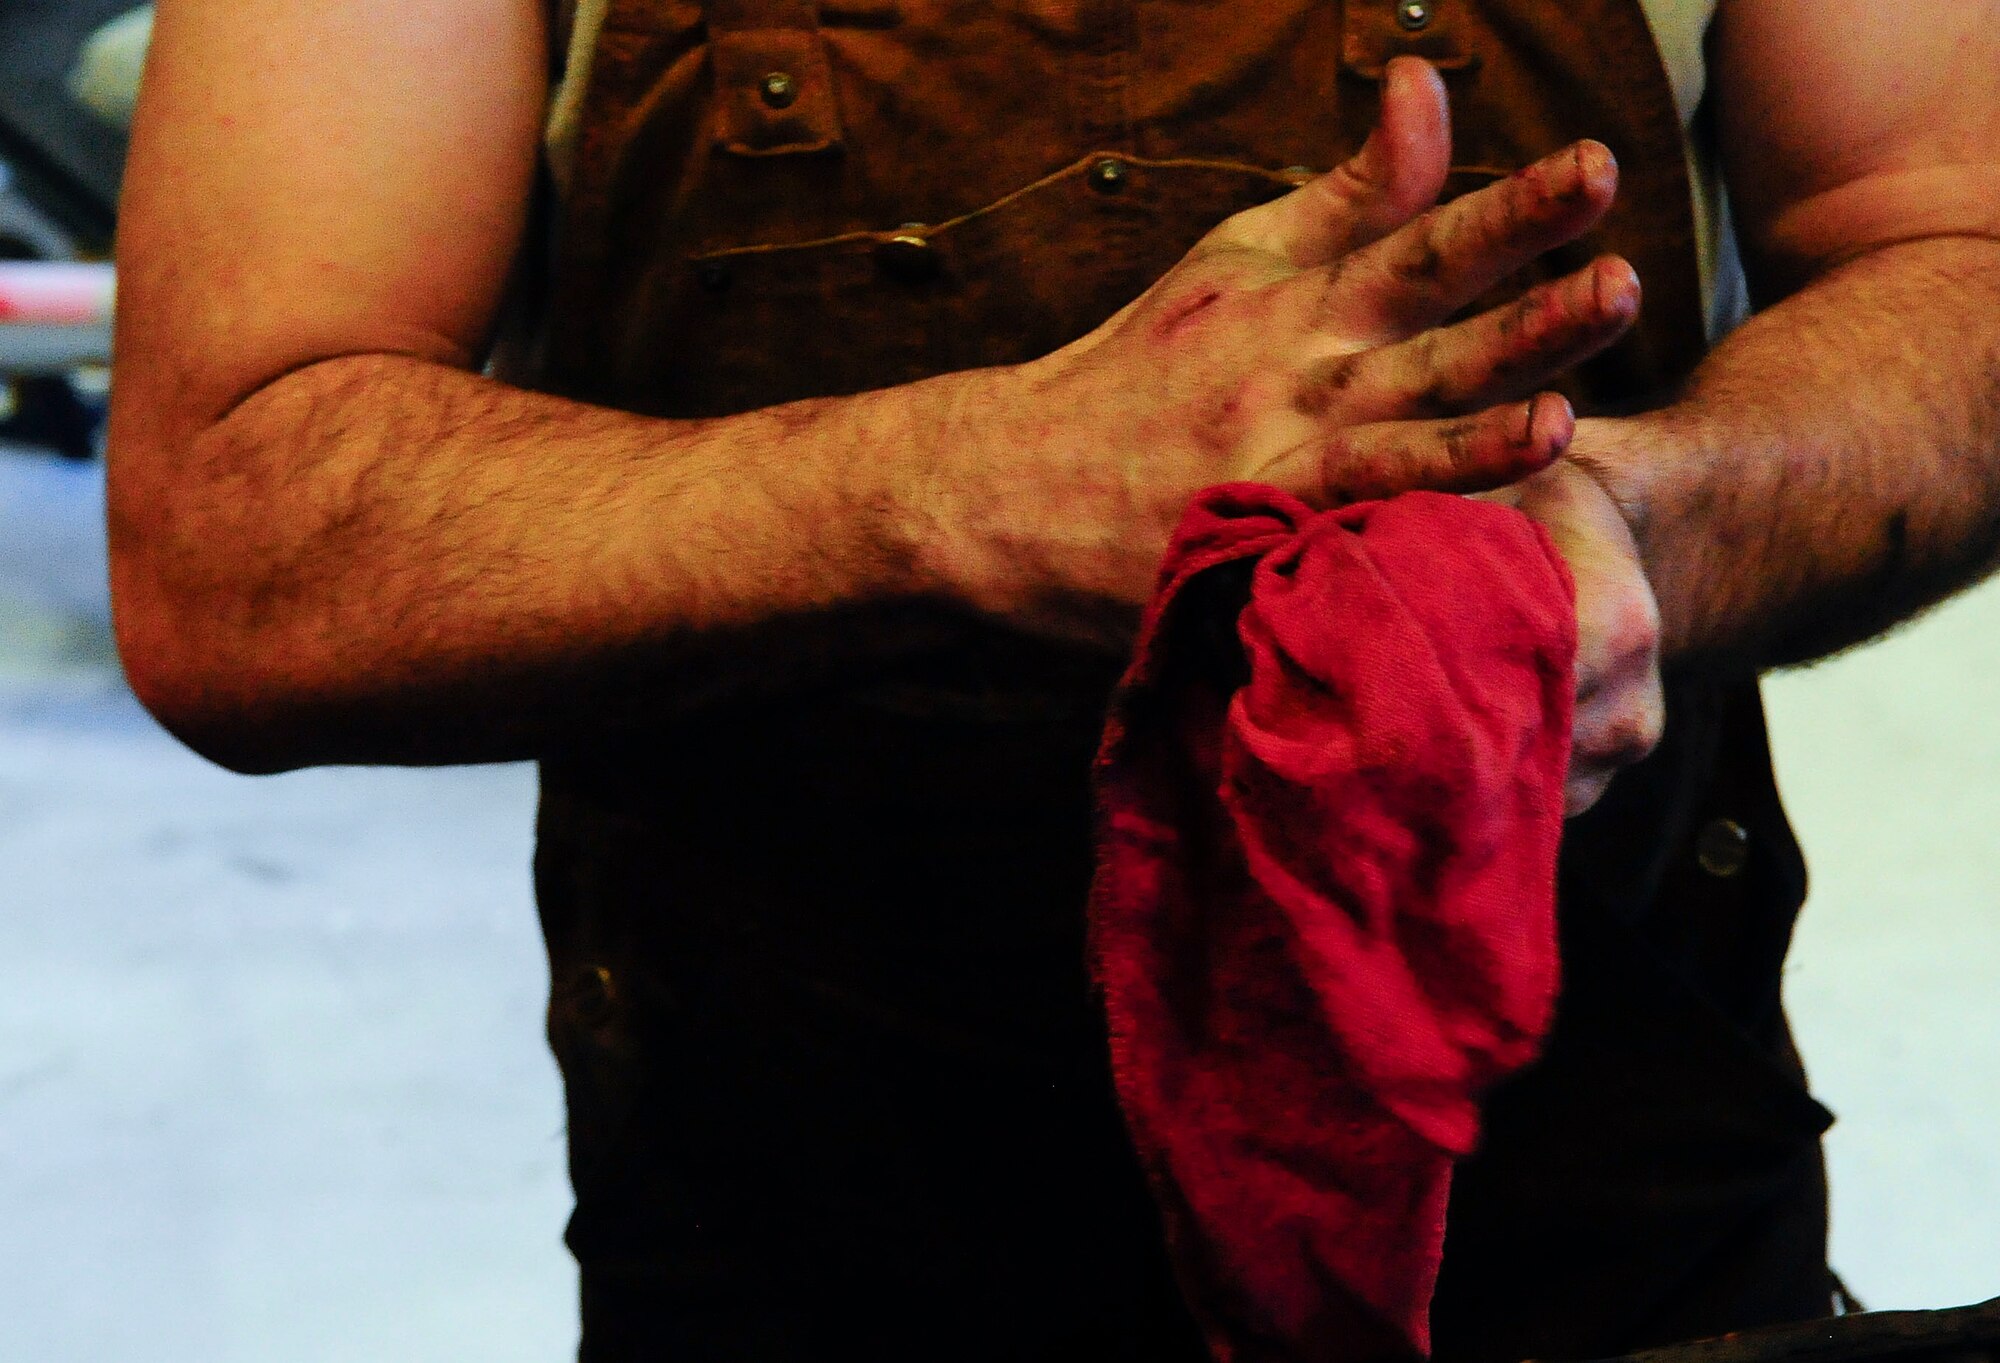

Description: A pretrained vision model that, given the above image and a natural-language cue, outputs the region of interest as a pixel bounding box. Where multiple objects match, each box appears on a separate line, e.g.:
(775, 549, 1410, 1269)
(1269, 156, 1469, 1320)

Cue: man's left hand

(1485, 457, 1664, 815)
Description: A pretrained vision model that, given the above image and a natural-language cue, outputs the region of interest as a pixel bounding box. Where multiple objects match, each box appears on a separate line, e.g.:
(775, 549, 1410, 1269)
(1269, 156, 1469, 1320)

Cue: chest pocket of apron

(704, 0, 866, 156)
(665, 152, 1319, 420)
(577, 1, 1388, 419)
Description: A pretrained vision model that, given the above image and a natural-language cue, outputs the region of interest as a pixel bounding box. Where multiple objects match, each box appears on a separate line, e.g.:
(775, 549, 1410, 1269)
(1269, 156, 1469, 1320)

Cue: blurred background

(1, 3, 1996, 1360)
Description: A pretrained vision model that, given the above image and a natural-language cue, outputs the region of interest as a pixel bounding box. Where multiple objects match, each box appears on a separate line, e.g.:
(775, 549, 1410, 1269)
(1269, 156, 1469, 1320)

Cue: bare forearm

(1579, 235, 2000, 671)
(107, 79, 1677, 775)
(109, 352, 978, 771)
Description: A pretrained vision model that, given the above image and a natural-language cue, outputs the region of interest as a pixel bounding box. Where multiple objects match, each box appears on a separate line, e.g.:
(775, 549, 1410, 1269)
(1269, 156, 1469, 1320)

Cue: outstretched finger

(1251, 392, 1576, 509)
(1296, 255, 1641, 423)
(1221, 56, 1452, 268)
(1311, 139, 1622, 343)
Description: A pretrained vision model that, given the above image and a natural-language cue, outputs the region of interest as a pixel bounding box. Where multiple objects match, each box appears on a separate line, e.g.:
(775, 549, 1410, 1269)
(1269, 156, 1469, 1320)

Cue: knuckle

(1506, 152, 1576, 221)
(1603, 708, 1664, 766)
(1324, 158, 1386, 203)
(1511, 282, 1555, 342)
(1577, 670, 1665, 768)
(1566, 770, 1612, 817)
(1314, 432, 1382, 504)
(1385, 211, 1448, 289)
(1608, 587, 1662, 661)
(1575, 707, 1655, 773)
(1463, 301, 1546, 395)
(1295, 351, 1365, 418)
(1311, 254, 1357, 323)
(1403, 331, 1461, 415)
(1502, 169, 1548, 232)
(1437, 418, 1481, 476)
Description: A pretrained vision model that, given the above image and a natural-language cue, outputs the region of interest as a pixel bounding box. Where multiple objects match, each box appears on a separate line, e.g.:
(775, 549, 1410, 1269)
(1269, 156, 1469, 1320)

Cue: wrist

(1566, 408, 1724, 663)
(1567, 416, 1653, 527)
(871, 359, 1144, 652)
(797, 365, 986, 613)
(874, 359, 1039, 619)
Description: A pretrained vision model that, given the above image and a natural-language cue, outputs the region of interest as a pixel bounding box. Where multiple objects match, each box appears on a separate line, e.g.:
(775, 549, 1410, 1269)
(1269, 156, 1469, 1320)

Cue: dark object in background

(0, 0, 134, 252)
(1, 369, 104, 461)
(0, 0, 134, 458)
(1602, 1297, 2000, 1363)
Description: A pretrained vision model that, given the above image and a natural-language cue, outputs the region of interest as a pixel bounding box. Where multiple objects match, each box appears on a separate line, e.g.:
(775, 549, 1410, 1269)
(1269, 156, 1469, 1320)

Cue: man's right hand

(915, 57, 1640, 651)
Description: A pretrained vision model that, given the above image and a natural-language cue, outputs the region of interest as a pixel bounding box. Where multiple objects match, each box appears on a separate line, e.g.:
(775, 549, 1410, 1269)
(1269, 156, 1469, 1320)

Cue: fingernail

(1528, 140, 1613, 205)
(1580, 139, 1617, 183)
(1572, 141, 1618, 201)
(1525, 279, 1564, 341)
(1519, 393, 1545, 445)
(1521, 392, 1574, 452)
(1592, 255, 1640, 317)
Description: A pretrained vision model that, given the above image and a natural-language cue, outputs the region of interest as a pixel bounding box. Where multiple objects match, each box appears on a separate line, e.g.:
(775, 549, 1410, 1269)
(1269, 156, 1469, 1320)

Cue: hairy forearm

(109, 352, 980, 772)
(1578, 234, 2000, 671)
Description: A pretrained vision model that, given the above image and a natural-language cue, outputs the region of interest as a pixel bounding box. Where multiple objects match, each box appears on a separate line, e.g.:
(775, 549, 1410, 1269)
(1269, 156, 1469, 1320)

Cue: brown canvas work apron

(523, 2, 1841, 1358)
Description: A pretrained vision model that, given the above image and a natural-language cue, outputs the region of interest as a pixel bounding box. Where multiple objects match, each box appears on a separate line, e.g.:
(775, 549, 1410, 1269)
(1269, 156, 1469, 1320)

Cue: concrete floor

(2, 443, 1996, 1361)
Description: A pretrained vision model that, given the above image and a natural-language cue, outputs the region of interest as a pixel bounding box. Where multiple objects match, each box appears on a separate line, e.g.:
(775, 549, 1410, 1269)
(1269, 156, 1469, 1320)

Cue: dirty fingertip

(1389, 55, 1448, 118)
(1521, 391, 1575, 459)
(1573, 139, 1619, 194)
(1591, 255, 1641, 318)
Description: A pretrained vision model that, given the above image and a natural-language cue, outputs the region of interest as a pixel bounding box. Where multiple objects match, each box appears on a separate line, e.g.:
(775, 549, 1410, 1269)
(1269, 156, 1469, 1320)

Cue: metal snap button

(876, 226, 939, 283)
(695, 260, 733, 293)
(1089, 157, 1129, 192)
(760, 71, 798, 108)
(1397, 0, 1433, 30)
(1696, 817, 1752, 879)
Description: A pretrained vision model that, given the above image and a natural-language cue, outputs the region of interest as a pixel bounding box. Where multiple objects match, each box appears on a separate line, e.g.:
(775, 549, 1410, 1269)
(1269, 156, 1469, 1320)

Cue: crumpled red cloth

(1087, 485, 1577, 1363)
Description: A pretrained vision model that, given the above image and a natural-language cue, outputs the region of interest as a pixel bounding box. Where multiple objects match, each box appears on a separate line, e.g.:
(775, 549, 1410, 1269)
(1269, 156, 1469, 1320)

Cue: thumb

(1225, 56, 1453, 269)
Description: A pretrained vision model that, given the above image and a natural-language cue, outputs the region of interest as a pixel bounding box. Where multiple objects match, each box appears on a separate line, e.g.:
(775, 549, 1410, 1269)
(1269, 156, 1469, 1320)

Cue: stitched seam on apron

(683, 151, 1370, 260)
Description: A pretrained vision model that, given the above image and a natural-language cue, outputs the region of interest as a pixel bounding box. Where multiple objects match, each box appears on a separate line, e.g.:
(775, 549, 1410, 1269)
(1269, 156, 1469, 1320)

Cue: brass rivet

(877, 230, 939, 283)
(1089, 157, 1129, 192)
(1397, 0, 1433, 30)
(1696, 818, 1752, 879)
(760, 71, 798, 108)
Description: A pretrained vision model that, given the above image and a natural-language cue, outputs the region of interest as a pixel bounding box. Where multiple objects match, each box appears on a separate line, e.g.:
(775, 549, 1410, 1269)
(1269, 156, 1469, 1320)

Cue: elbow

(109, 554, 308, 778)
(105, 420, 334, 776)
(104, 367, 369, 775)
(112, 614, 296, 778)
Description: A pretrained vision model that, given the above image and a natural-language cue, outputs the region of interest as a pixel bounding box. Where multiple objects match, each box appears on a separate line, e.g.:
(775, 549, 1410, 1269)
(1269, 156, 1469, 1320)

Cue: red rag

(1088, 485, 1577, 1363)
